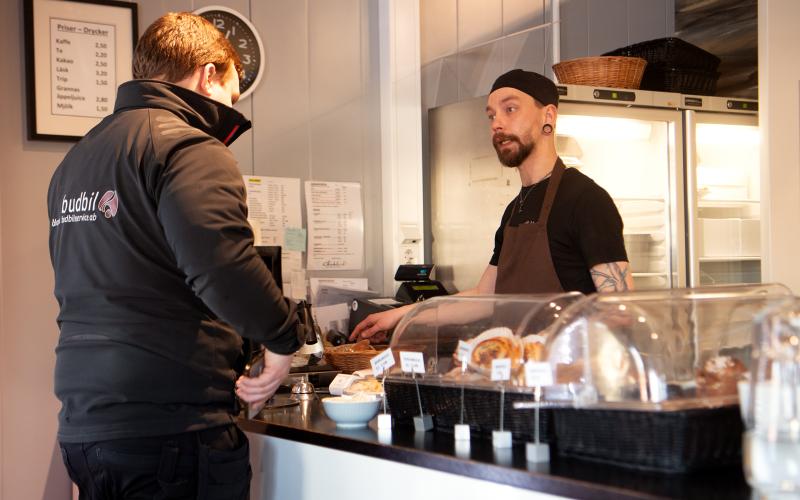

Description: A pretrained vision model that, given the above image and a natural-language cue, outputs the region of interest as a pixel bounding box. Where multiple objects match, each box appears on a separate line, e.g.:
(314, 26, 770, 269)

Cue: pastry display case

(383, 292, 584, 442)
(383, 284, 792, 472)
(545, 282, 791, 409)
(538, 283, 792, 472)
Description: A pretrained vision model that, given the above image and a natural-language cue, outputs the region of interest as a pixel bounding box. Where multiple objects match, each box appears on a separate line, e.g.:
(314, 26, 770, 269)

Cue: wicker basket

(640, 65, 720, 95)
(552, 406, 743, 473)
(552, 56, 647, 89)
(324, 348, 383, 373)
(604, 37, 720, 73)
(385, 380, 552, 443)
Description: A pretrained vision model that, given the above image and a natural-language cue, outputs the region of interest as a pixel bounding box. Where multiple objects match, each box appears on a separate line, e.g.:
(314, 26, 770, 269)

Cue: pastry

(470, 335, 522, 371)
(522, 334, 547, 362)
(696, 355, 747, 396)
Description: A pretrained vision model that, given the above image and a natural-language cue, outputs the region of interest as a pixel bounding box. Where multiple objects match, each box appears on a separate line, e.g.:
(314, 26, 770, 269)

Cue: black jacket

(48, 80, 302, 443)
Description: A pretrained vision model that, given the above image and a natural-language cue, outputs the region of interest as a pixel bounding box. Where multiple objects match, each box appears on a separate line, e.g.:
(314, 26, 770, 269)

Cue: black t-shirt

(490, 167, 628, 294)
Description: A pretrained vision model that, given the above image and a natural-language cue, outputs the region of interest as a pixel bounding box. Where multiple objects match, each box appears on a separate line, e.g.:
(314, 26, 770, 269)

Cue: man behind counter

(352, 69, 633, 343)
(48, 13, 305, 499)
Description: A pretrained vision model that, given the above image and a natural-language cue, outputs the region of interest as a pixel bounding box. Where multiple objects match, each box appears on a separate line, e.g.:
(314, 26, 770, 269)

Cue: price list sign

(50, 18, 116, 118)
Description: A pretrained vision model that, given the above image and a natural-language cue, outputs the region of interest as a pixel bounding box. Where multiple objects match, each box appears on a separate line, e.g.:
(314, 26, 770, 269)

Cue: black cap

(490, 69, 559, 108)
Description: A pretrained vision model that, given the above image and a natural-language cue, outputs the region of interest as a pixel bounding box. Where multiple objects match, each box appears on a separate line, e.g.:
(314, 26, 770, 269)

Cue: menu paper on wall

(30, 0, 135, 138)
(243, 176, 301, 245)
(305, 182, 364, 271)
(50, 18, 116, 118)
(242, 176, 305, 298)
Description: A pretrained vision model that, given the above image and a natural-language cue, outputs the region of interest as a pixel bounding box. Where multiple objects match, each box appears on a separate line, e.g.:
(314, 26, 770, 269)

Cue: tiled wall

(137, 0, 386, 290)
(421, 0, 675, 111)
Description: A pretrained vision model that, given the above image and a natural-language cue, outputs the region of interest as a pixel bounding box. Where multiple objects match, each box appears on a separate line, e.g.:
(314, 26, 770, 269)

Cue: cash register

(393, 264, 449, 303)
(347, 264, 448, 337)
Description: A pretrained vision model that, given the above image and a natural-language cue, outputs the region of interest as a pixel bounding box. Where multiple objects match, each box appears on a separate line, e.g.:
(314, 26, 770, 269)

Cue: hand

(349, 305, 412, 343)
(235, 349, 293, 405)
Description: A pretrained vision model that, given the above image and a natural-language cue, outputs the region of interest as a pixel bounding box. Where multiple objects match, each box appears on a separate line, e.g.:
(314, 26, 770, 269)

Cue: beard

(493, 133, 533, 167)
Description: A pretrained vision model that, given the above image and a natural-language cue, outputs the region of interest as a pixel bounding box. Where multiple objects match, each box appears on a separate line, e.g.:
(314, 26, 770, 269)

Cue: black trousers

(59, 424, 251, 500)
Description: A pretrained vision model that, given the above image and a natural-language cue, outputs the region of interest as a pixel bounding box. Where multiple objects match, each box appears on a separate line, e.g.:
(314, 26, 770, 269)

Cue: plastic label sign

(491, 358, 511, 381)
(370, 348, 395, 376)
(524, 361, 554, 387)
(328, 373, 358, 396)
(456, 340, 473, 363)
(400, 351, 426, 374)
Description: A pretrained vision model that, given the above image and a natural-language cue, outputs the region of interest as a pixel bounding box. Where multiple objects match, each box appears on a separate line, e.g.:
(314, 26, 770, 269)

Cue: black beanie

(490, 69, 559, 108)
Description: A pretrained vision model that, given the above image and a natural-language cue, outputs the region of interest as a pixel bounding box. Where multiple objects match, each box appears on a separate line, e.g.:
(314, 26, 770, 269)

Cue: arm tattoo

(590, 262, 631, 292)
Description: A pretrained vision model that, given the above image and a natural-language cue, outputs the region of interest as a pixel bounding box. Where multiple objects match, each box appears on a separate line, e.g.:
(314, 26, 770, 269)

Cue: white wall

(759, 0, 800, 292)
(0, 0, 74, 497)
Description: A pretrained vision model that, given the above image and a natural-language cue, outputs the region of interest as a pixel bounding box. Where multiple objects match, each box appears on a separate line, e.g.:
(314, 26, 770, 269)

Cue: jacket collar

(114, 79, 252, 146)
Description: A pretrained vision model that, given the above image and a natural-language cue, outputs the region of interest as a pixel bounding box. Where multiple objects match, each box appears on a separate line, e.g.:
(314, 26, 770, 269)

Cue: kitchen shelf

(614, 197, 667, 202)
(699, 256, 760, 262)
(697, 199, 759, 208)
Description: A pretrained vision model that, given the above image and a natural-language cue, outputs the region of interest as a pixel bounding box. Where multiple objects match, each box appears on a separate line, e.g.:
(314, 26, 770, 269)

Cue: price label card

(490, 358, 511, 381)
(525, 362, 554, 387)
(328, 374, 358, 396)
(456, 340, 473, 363)
(370, 348, 395, 376)
(400, 351, 426, 374)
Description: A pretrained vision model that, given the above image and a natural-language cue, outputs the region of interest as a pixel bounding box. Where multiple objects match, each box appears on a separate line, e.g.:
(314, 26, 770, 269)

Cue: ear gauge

(542, 123, 553, 135)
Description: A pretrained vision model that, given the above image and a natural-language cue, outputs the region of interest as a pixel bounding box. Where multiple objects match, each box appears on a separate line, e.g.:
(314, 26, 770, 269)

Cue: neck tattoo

(518, 170, 553, 212)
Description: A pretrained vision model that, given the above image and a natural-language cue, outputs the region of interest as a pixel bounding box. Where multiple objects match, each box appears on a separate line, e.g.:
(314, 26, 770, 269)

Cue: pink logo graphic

(97, 190, 119, 218)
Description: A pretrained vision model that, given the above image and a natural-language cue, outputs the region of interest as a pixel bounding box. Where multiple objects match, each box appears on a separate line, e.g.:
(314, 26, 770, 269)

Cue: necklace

(518, 170, 552, 213)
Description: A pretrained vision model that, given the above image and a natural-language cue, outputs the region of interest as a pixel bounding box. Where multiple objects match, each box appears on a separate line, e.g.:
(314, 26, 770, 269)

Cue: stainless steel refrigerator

(428, 84, 759, 291)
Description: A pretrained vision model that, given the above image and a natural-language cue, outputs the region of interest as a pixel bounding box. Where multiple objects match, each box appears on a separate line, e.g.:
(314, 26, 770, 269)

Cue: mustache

(493, 133, 520, 146)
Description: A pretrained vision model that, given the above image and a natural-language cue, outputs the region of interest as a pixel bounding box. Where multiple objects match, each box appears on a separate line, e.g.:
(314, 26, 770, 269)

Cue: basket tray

(639, 65, 719, 95)
(553, 56, 646, 89)
(552, 406, 743, 473)
(604, 37, 720, 73)
(384, 380, 552, 443)
(324, 349, 383, 373)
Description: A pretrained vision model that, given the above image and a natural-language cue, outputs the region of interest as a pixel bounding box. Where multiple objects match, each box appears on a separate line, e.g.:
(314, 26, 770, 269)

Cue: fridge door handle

(684, 110, 699, 287)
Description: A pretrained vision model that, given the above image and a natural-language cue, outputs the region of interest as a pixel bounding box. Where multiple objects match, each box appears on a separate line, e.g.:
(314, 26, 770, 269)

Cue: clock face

(195, 7, 265, 101)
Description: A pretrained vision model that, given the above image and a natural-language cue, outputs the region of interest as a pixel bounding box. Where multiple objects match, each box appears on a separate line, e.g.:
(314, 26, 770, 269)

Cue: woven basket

(385, 380, 552, 443)
(553, 56, 647, 89)
(552, 406, 743, 473)
(604, 37, 720, 73)
(324, 348, 383, 373)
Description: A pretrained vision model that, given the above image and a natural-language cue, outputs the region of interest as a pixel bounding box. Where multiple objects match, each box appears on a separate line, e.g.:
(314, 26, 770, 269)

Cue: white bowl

(322, 396, 381, 428)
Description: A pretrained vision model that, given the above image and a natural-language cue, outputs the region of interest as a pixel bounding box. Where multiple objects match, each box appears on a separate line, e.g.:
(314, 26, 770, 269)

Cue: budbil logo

(97, 190, 118, 218)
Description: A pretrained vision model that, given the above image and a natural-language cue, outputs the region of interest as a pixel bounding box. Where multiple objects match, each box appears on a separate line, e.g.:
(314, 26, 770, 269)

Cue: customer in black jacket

(47, 12, 302, 499)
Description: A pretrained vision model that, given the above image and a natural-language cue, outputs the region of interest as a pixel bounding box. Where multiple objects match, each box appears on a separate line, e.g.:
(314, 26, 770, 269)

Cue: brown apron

(495, 159, 566, 294)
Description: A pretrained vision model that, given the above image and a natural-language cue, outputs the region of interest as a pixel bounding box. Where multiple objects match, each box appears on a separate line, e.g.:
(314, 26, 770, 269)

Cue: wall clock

(194, 5, 265, 101)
